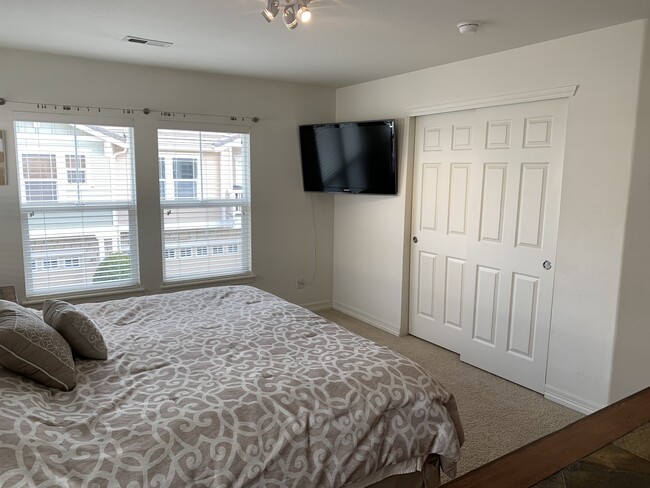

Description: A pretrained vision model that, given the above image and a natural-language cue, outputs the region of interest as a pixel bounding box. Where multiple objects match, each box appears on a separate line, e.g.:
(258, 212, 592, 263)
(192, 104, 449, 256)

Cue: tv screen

(299, 119, 397, 195)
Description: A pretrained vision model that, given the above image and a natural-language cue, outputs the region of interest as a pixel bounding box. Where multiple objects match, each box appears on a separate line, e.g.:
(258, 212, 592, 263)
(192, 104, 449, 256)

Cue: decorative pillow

(42, 300, 108, 360)
(0, 299, 76, 390)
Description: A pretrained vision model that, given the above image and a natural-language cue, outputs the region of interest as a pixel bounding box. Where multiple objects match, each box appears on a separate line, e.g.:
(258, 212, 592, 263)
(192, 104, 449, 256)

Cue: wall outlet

(296, 277, 305, 289)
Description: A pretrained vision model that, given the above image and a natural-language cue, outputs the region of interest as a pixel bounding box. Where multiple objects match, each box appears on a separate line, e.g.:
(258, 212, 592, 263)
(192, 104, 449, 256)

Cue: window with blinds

(158, 128, 251, 283)
(14, 120, 139, 297)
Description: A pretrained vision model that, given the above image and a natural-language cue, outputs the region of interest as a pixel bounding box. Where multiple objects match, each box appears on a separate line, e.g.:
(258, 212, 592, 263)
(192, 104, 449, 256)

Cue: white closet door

(409, 98, 568, 392)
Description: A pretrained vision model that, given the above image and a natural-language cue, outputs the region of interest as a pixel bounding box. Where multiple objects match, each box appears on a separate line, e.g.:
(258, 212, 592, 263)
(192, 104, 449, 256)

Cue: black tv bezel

(299, 119, 398, 195)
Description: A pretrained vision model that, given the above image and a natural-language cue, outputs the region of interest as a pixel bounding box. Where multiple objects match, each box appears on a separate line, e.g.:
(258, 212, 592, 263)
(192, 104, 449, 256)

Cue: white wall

(611, 21, 650, 402)
(0, 47, 336, 308)
(334, 20, 647, 411)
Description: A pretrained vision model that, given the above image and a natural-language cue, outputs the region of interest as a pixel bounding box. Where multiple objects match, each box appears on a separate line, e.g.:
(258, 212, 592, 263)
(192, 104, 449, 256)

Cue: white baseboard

(544, 385, 605, 415)
(332, 301, 401, 336)
(300, 300, 333, 312)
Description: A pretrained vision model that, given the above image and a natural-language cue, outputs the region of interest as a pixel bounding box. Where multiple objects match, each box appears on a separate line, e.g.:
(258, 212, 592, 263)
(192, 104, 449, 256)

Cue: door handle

(543, 260, 552, 270)
(413, 236, 418, 244)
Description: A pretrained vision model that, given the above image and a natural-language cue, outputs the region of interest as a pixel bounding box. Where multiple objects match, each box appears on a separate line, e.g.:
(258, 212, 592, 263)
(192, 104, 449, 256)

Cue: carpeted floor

(317, 308, 583, 480)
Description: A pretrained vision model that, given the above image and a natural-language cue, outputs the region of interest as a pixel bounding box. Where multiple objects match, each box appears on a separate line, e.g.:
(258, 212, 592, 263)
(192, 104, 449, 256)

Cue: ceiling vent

(122, 36, 173, 48)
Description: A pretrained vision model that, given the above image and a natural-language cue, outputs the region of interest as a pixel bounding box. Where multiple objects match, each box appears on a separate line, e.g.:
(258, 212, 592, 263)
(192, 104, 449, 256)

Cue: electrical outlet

(296, 277, 305, 289)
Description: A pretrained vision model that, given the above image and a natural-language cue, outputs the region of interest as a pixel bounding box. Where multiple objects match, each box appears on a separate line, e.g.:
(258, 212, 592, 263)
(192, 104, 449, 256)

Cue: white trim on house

(301, 300, 333, 312)
(544, 385, 605, 415)
(406, 85, 579, 116)
(333, 301, 402, 337)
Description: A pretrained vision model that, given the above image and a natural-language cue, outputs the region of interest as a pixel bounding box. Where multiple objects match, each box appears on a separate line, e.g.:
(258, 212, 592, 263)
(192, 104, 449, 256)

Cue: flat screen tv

(299, 119, 397, 195)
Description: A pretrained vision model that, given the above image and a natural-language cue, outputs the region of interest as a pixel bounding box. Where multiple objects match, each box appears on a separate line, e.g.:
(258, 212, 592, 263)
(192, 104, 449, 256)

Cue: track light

(262, 0, 280, 22)
(283, 5, 297, 30)
(262, 0, 314, 30)
(297, 2, 312, 23)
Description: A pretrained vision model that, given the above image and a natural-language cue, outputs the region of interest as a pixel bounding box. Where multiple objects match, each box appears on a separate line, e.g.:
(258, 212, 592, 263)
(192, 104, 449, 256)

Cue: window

(43, 259, 59, 270)
(22, 154, 58, 202)
(172, 158, 197, 199)
(179, 248, 192, 258)
(65, 155, 87, 184)
(164, 249, 176, 259)
(159, 128, 251, 283)
(15, 120, 139, 297)
(64, 258, 81, 269)
(159, 157, 166, 200)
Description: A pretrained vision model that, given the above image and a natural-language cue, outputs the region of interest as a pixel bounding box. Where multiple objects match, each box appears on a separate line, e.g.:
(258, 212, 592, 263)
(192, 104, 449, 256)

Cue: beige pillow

(0, 300, 76, 390)
(42, 300, 108, 360)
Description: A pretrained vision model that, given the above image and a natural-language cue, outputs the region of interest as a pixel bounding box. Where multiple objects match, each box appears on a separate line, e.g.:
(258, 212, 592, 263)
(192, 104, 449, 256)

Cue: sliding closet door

(409, 109, 478, 354)
(409, 98, 568, 393)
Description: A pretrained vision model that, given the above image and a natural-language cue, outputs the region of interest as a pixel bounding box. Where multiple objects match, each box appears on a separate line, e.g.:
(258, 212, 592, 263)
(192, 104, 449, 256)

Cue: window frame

(158, 122, 252, 285)
(14, 112, 140, 299)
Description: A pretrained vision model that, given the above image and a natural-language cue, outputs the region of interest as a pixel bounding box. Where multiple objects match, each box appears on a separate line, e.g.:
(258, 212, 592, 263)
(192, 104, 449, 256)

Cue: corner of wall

(398, 116, 417, 336)
(609, 18, 650, 403)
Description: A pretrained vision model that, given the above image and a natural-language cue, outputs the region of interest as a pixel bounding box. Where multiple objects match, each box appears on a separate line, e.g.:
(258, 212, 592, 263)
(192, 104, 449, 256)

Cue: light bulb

(299, 8, 312, 23)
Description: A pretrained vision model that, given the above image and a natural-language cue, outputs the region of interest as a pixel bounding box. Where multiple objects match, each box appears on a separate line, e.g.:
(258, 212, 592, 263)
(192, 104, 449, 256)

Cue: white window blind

(158, 128, 251, 283)
(15, 120, 139, 297)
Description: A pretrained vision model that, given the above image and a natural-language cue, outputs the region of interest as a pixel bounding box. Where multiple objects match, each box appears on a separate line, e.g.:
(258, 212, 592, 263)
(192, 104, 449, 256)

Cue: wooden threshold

(446, 386, 650, 488)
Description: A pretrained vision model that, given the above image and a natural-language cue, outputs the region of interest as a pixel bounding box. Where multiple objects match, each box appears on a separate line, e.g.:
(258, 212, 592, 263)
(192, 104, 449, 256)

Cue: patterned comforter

(0, 286, 462, 487)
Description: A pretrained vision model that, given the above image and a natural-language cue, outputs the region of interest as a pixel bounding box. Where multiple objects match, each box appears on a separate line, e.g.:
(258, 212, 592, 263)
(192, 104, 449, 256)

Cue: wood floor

(445, 387, 650, 487)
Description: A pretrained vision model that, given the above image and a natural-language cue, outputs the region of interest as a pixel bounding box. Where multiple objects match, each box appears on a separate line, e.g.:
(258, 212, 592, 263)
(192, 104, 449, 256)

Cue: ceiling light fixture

(262, 0, 280, 22)
(263, 0, 314, 30)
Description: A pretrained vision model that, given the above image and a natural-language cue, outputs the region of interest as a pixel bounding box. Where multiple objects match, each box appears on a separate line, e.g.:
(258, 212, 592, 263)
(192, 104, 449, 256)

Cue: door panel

(409, 110, 477, 353)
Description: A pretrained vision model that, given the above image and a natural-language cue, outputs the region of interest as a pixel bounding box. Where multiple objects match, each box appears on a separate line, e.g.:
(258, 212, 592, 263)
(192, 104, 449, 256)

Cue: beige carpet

(317, 309, 583, 479)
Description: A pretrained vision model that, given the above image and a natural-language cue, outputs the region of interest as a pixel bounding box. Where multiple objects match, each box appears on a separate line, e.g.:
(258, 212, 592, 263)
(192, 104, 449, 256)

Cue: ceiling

(2, 0, 649, 88)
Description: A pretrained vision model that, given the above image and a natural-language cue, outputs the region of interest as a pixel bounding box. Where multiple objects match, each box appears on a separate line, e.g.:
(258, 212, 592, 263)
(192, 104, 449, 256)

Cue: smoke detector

(457, 22, 480, 34)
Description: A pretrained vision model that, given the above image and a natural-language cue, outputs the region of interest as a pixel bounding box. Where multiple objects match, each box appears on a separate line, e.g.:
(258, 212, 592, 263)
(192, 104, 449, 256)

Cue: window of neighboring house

(64, 258, 81, 268)
(15, 120, 139, 298)
(164, 249, 176, 259)
(22, 154, 58, 202)
(65, 154, 87, 184)
(43, 259, 59, 270)
(172, 158, 197, 200)
(159, 157, 166, 200)
(159, 128, 251, 283)
(179, 247, 192, 258)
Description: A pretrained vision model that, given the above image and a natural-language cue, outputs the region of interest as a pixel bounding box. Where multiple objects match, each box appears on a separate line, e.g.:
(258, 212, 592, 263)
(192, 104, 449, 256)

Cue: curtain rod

(0, 97, 260, 124)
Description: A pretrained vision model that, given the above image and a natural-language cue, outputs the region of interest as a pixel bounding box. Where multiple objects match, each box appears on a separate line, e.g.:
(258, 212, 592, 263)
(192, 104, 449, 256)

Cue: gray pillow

(0, 299, 76, 390)
(42, 300, 108, 360)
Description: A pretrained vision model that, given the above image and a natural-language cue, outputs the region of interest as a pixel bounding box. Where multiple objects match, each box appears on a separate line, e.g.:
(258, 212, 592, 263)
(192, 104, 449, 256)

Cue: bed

(0, 285, 463, 487)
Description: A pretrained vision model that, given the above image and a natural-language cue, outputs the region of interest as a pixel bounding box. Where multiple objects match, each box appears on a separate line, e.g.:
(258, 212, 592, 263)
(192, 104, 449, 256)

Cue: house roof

(1, 0, 649, 88)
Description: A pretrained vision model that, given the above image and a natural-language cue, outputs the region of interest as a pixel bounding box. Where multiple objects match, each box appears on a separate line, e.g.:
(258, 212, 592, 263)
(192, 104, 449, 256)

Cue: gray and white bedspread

(0, 286, 462, 487)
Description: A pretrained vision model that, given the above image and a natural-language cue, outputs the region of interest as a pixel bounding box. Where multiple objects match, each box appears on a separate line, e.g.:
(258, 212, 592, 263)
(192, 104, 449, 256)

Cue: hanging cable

(303, 193, 318, 286)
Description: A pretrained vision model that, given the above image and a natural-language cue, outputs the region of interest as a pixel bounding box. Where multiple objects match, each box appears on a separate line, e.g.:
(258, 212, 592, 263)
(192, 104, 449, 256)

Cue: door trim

(406, 85, 578, 117)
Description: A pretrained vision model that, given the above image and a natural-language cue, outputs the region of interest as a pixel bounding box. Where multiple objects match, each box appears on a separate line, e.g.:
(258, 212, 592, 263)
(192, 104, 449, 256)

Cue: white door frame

(403, 84, 578, 384)
(406, 85, 578, 117)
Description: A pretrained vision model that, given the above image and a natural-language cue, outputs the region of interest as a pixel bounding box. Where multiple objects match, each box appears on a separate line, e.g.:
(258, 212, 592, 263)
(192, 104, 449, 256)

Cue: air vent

(122, 36, 173, 48)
